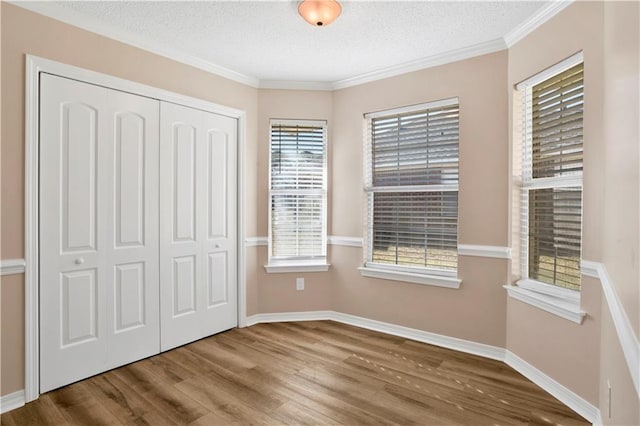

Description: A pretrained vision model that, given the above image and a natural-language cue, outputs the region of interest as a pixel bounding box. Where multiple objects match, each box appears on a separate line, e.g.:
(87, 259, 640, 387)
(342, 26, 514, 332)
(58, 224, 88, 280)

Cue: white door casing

(39, 74, 160, 392)
(159, 101, 238, 351)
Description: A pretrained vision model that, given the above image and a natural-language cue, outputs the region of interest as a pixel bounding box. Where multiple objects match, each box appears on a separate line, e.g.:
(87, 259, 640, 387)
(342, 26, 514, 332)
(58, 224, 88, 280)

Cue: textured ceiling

(31, 1, 548, 84)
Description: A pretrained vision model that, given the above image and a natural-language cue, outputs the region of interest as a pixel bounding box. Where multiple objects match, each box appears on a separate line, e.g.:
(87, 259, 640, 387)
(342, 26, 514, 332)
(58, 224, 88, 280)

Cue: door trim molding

(24, 54, 247, 403)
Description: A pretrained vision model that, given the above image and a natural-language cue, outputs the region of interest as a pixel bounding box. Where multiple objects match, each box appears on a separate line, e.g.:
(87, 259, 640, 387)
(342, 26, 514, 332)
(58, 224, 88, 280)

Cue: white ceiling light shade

(298, 0, 342, 27)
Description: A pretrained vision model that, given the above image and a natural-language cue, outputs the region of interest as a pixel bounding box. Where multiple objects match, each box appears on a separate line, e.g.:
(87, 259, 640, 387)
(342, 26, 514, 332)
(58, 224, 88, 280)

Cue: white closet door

(39, 74, 160, 392)
(160, 102, 237, 351)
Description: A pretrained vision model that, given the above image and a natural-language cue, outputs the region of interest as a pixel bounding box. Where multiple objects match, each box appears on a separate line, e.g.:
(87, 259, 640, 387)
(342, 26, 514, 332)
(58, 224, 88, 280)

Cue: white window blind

(269, 119, 327, 263)
(365, 98, 459, 273)
(521, 60, 583, 291)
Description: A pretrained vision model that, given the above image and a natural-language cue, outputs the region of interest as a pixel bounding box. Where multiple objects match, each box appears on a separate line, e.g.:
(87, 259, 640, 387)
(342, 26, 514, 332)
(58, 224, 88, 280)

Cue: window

(359, 98, 461, 288)
(266, 119, 328, 272)
(507, 52, 585, 324)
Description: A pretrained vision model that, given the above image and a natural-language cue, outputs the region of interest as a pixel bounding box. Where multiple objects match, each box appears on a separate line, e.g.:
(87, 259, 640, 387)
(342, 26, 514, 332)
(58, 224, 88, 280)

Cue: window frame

(266, 119, 329, 273)
(506, 52, 586, 323)
(359, 97, 462, 288)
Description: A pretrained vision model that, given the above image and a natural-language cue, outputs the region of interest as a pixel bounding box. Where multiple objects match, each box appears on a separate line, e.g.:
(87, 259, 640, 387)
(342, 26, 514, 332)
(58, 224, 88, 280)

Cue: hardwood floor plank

(2, 321, 589, 425)
(48, 381, 122, 425)
(1, 395, 67, 426)
(85, 373, 175, 425)
(139, 383, 209, 425)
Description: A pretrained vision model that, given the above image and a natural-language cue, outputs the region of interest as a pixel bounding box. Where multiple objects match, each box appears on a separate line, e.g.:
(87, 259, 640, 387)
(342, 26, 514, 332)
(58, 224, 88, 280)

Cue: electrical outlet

(296, 277, 304, 291)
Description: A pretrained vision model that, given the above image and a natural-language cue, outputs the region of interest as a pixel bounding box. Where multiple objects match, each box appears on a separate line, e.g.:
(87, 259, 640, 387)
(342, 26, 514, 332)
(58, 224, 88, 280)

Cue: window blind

(365, 100, 459, 272)
(522, 62, 583, 290)
(269, 120, 327, 261)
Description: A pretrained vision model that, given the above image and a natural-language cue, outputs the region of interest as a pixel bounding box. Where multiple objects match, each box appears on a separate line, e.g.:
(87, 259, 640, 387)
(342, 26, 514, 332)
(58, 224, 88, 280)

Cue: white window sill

(504, 280, 585, 324)
(358, 266, 461, 289)
(264, 263, 330, 273)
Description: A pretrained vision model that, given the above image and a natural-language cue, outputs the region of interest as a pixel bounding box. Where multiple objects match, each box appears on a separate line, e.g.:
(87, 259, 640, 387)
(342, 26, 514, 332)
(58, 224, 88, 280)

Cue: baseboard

(330, 311, 506, 361)
(245, 311, 333, 326)
(0, 390, 25, 414)
(245, 310, 601, 424)
(505, 351, 600, 424)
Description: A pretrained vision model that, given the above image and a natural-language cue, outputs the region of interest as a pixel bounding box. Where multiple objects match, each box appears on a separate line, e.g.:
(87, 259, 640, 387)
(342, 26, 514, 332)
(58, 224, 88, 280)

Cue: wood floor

(2, 321, 588, 425)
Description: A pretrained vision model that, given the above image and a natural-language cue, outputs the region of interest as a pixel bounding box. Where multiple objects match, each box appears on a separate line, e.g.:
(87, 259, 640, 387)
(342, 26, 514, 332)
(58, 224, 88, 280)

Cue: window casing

(507, 52, 586, 324)
(360, 98, 461, 287)
(267, 119, 328, 271)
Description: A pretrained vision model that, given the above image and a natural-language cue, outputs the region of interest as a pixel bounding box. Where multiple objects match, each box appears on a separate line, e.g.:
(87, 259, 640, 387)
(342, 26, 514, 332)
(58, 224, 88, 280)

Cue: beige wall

(599, 305, 639, 425)
(328, 52, 510, 347)
(0, 3, 259, 395)
(602, 0, 639, 338)
(599, 2, 640, 424)
(254, 89, 335, 314)
(506, 276, 602, 405)
(1, 274, 25, 396)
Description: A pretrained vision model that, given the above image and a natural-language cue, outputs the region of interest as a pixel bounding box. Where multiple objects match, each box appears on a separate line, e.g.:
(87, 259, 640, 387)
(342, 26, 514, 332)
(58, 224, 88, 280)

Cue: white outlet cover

(296, 278, 304, 290)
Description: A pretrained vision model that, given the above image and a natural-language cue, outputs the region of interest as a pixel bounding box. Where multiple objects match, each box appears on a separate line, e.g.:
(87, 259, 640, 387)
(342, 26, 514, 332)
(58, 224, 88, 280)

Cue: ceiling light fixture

(298, 0, 342, 27)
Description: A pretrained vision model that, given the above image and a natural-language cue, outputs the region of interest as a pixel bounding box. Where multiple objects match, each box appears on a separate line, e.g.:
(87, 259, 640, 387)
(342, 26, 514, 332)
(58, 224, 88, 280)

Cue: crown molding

(331, 38, 507, 90)
(9, 1, 260, 88)
(259, 80, 334, 91)
(503, 0, 574, 48)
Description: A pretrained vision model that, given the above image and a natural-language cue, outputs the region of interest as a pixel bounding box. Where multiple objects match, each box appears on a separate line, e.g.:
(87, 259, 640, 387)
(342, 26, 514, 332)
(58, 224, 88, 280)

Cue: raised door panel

(173, 124, 197, 243)
(61, 269, 98, 346)
(207, 252, 227, 307)
(172, 256, 197, 316)
(114, 262, 145, 332)
(208, 130, 228, 240)
(61, 103, 98, 253)
(115, 113, 145, 248)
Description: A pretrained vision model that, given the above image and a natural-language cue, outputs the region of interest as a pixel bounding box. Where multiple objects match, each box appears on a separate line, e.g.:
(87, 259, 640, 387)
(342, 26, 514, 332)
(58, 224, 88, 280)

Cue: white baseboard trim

(331, 311, 505, 361)
(246, 310, 505, 360)
(0, 390, 25, 414)
(581, 260, 640, 399)
(245, 311, 333, 326)
(1, 259, 26, 276)
(505, 351, 600, 424)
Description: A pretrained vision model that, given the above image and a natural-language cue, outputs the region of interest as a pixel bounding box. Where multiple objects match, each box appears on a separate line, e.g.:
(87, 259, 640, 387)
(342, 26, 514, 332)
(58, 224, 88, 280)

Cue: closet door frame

(24, 55, 248, 403)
